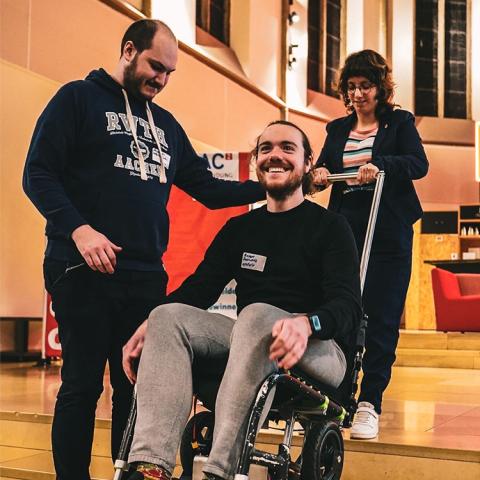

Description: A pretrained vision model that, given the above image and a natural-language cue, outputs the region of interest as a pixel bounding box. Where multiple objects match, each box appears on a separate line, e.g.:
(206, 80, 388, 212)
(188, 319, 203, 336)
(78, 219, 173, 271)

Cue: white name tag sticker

(241, 252, 267, 272)
(152, 148, 171, 169)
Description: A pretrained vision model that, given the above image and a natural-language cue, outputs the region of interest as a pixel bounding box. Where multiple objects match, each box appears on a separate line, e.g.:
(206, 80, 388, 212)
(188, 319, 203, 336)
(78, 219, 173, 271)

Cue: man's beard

(258, 170, 304, 201)
(123, 56, 145, 100)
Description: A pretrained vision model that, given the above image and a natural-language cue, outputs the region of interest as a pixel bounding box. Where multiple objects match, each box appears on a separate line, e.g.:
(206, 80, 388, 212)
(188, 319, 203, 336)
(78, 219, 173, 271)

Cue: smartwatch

(308, 314, 322, 335)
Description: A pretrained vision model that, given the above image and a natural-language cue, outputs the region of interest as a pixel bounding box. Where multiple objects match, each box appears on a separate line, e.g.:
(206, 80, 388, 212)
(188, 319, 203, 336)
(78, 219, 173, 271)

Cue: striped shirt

(342, 127, 378, 193)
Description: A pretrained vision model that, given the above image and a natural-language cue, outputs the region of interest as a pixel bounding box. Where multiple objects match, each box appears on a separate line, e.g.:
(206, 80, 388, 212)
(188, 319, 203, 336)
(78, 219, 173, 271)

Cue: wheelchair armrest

(287, 367, 342, 405)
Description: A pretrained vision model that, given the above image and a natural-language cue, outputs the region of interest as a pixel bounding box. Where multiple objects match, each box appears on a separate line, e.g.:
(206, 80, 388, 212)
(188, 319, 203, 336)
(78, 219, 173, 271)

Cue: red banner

(163, 152, 251, 292)
(43, 292, 62, 358)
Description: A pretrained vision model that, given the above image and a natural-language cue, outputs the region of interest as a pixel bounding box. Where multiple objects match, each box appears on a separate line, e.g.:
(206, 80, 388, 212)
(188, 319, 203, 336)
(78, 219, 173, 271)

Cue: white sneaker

(350, 401, 379, 439)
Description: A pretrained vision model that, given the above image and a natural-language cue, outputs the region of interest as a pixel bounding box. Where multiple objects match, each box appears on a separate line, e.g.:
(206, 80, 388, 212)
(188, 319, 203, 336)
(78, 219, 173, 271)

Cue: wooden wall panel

(223, 82, 279, 151)
(28, 0, 129, 85)
(416, 144, 479, 208)
(0, 0, 30, 68)
(405, 223, 460, 330)
(158, 49, 230, 148)
(0, 61, 60, 317)
(289, 111, 328, 162)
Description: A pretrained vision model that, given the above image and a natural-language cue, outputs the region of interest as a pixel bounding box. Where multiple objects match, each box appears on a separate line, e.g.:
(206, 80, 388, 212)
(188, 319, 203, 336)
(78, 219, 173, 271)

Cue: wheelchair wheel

(179, 411, 215, 477)
(300, 420, 344, 480)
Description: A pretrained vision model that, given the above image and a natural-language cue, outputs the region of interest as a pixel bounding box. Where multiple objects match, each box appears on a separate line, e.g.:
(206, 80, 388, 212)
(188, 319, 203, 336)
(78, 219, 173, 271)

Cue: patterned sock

(136, 463, 171, 480)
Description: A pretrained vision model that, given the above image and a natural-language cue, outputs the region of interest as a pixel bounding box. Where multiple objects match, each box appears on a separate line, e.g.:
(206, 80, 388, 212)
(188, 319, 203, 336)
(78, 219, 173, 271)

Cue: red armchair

(431, 268, 480, 332)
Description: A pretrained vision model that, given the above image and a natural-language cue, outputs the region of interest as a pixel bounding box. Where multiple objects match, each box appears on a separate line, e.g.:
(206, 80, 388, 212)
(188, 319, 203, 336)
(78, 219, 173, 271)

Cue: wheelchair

(113, 171, 384, 480)
(176, 314, 367, 480)
(114, 317, 365, 480)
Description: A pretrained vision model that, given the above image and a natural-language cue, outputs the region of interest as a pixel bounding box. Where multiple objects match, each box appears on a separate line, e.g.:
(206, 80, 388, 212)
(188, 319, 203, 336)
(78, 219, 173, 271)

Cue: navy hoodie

(23, 69, 264, 271)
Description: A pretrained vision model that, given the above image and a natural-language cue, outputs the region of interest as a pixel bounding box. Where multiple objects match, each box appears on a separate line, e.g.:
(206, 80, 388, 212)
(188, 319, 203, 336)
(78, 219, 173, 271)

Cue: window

(308, 0, 344, 97)
(415, 0, 438, 116)
(126, 0, 149, 14)
(196, 0, 230, 46)
(444, 0, 467, 118)
(308, 1, 322, 92)
(99, 0, 151, 19)
(415, 0, 469, 119)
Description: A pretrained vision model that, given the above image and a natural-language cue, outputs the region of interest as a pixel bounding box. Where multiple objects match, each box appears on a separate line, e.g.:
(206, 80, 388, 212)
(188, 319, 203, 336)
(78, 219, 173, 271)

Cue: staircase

(395, 330, 480, 369)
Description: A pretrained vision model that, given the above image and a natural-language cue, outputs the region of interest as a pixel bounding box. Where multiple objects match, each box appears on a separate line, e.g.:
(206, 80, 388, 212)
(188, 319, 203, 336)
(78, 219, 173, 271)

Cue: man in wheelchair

(122, 120, 362, 480)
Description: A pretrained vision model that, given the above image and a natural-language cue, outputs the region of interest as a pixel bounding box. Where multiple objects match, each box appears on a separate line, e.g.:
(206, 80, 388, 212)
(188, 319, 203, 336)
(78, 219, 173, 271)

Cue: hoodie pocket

(90, 192, 168, 263)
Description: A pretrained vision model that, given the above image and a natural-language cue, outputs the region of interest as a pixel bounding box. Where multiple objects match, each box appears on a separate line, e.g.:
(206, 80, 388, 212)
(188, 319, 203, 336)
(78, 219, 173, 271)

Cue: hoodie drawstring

(122, 89, 167, 183)
(145, 102, 167, 183)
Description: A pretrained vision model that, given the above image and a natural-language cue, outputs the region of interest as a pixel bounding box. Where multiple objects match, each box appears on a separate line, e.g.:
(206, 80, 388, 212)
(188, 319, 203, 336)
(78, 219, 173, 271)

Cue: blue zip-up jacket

(23, 69, 264, 270)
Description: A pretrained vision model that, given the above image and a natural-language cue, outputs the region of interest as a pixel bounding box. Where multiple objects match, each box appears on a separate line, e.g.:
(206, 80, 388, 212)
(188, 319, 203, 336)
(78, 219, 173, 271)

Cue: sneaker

(127, 463, 171, 480)
(350, 401, 379, 439)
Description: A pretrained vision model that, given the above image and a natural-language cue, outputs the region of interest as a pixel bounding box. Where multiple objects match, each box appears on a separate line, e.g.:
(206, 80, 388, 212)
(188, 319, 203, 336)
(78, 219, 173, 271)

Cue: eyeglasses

(347, 83, 374, 95)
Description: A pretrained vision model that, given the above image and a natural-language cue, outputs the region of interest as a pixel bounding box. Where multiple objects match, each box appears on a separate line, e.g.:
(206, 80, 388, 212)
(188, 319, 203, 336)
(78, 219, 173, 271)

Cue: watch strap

(308, 314, 322, 335)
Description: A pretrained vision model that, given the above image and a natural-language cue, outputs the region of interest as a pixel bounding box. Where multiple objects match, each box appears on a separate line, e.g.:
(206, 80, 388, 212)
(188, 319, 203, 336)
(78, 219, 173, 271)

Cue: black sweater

(168, 201, 362, 350)
(23, 69, 264, 270)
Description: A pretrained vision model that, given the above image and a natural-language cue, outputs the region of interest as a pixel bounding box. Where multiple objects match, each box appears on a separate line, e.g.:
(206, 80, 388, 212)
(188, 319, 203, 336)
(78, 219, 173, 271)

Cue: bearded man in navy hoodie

(23, 19, 264, 480)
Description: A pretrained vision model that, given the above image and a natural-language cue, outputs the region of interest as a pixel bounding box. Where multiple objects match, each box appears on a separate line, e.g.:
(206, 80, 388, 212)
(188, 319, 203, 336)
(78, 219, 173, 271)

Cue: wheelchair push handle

(325, 170, 383, 184)
(325, 172, 363, 182)
(322, 169, 386, 294)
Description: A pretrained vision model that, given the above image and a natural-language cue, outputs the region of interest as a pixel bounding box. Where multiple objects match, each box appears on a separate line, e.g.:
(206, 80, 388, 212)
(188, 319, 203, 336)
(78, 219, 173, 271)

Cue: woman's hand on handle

(357, 163, 379, 184)
(313, 167, 332, 188)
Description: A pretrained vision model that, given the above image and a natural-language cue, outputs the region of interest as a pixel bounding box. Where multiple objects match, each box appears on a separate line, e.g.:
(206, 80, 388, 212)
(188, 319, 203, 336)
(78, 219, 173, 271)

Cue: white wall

(346, 0, 364, 55)
(151, 0, 196, 45)
(286, 0, 309, 108)
(471, 0, 480, 120)
(389, 0, 414, 111)
(230, 0, 282, 98)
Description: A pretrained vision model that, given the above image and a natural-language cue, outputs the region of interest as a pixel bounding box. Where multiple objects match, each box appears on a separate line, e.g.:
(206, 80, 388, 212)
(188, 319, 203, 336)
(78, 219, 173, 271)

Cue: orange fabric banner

(164, 152, 251, 292)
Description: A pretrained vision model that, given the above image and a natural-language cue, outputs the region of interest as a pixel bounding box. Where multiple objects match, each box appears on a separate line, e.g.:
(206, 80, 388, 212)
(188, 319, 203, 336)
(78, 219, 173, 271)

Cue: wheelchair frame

(233, 315, 366, 480)
(113, 171, 385, 480)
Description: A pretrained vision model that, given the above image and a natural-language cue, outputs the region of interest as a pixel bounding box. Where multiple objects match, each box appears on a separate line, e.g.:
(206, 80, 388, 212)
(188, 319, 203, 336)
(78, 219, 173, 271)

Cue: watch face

(310, 315, 321, 332)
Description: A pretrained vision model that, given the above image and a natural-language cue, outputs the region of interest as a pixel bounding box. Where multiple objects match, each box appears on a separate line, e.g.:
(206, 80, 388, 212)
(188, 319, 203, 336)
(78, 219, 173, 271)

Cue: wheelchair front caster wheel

(301, 420, 344, 480)
(180, 411, 215, 478)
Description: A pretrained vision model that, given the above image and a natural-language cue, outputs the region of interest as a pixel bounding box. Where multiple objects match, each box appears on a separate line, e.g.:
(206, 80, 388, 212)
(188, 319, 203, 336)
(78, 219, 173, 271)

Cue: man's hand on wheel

(71, 224, 122, 274)
(269, 316, 312, 370)
(122, 320, 148, 384)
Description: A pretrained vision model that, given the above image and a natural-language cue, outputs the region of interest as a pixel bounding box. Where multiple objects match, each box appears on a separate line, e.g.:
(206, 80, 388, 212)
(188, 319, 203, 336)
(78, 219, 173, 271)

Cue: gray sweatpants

(128, 302, 346, 480)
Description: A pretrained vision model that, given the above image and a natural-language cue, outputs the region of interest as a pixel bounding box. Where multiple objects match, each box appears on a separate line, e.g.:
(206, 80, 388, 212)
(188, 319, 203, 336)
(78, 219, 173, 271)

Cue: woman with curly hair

(315, 49, 428, 439)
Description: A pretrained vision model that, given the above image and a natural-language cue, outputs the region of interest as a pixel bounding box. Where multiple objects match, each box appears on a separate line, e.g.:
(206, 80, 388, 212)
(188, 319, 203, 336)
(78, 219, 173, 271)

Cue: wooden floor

(1, 362, 480, 449)
(1, 331, 480, 479)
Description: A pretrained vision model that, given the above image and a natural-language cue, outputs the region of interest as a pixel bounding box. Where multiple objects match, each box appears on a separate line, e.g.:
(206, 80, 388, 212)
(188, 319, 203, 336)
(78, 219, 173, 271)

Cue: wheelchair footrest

(193, 455, 268, 480)
(251, 447, 287, 470)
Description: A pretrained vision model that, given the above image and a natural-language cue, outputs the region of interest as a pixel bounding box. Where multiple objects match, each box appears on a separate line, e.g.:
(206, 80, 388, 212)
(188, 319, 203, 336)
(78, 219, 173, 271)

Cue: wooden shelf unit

(459, 204, 480, 257)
